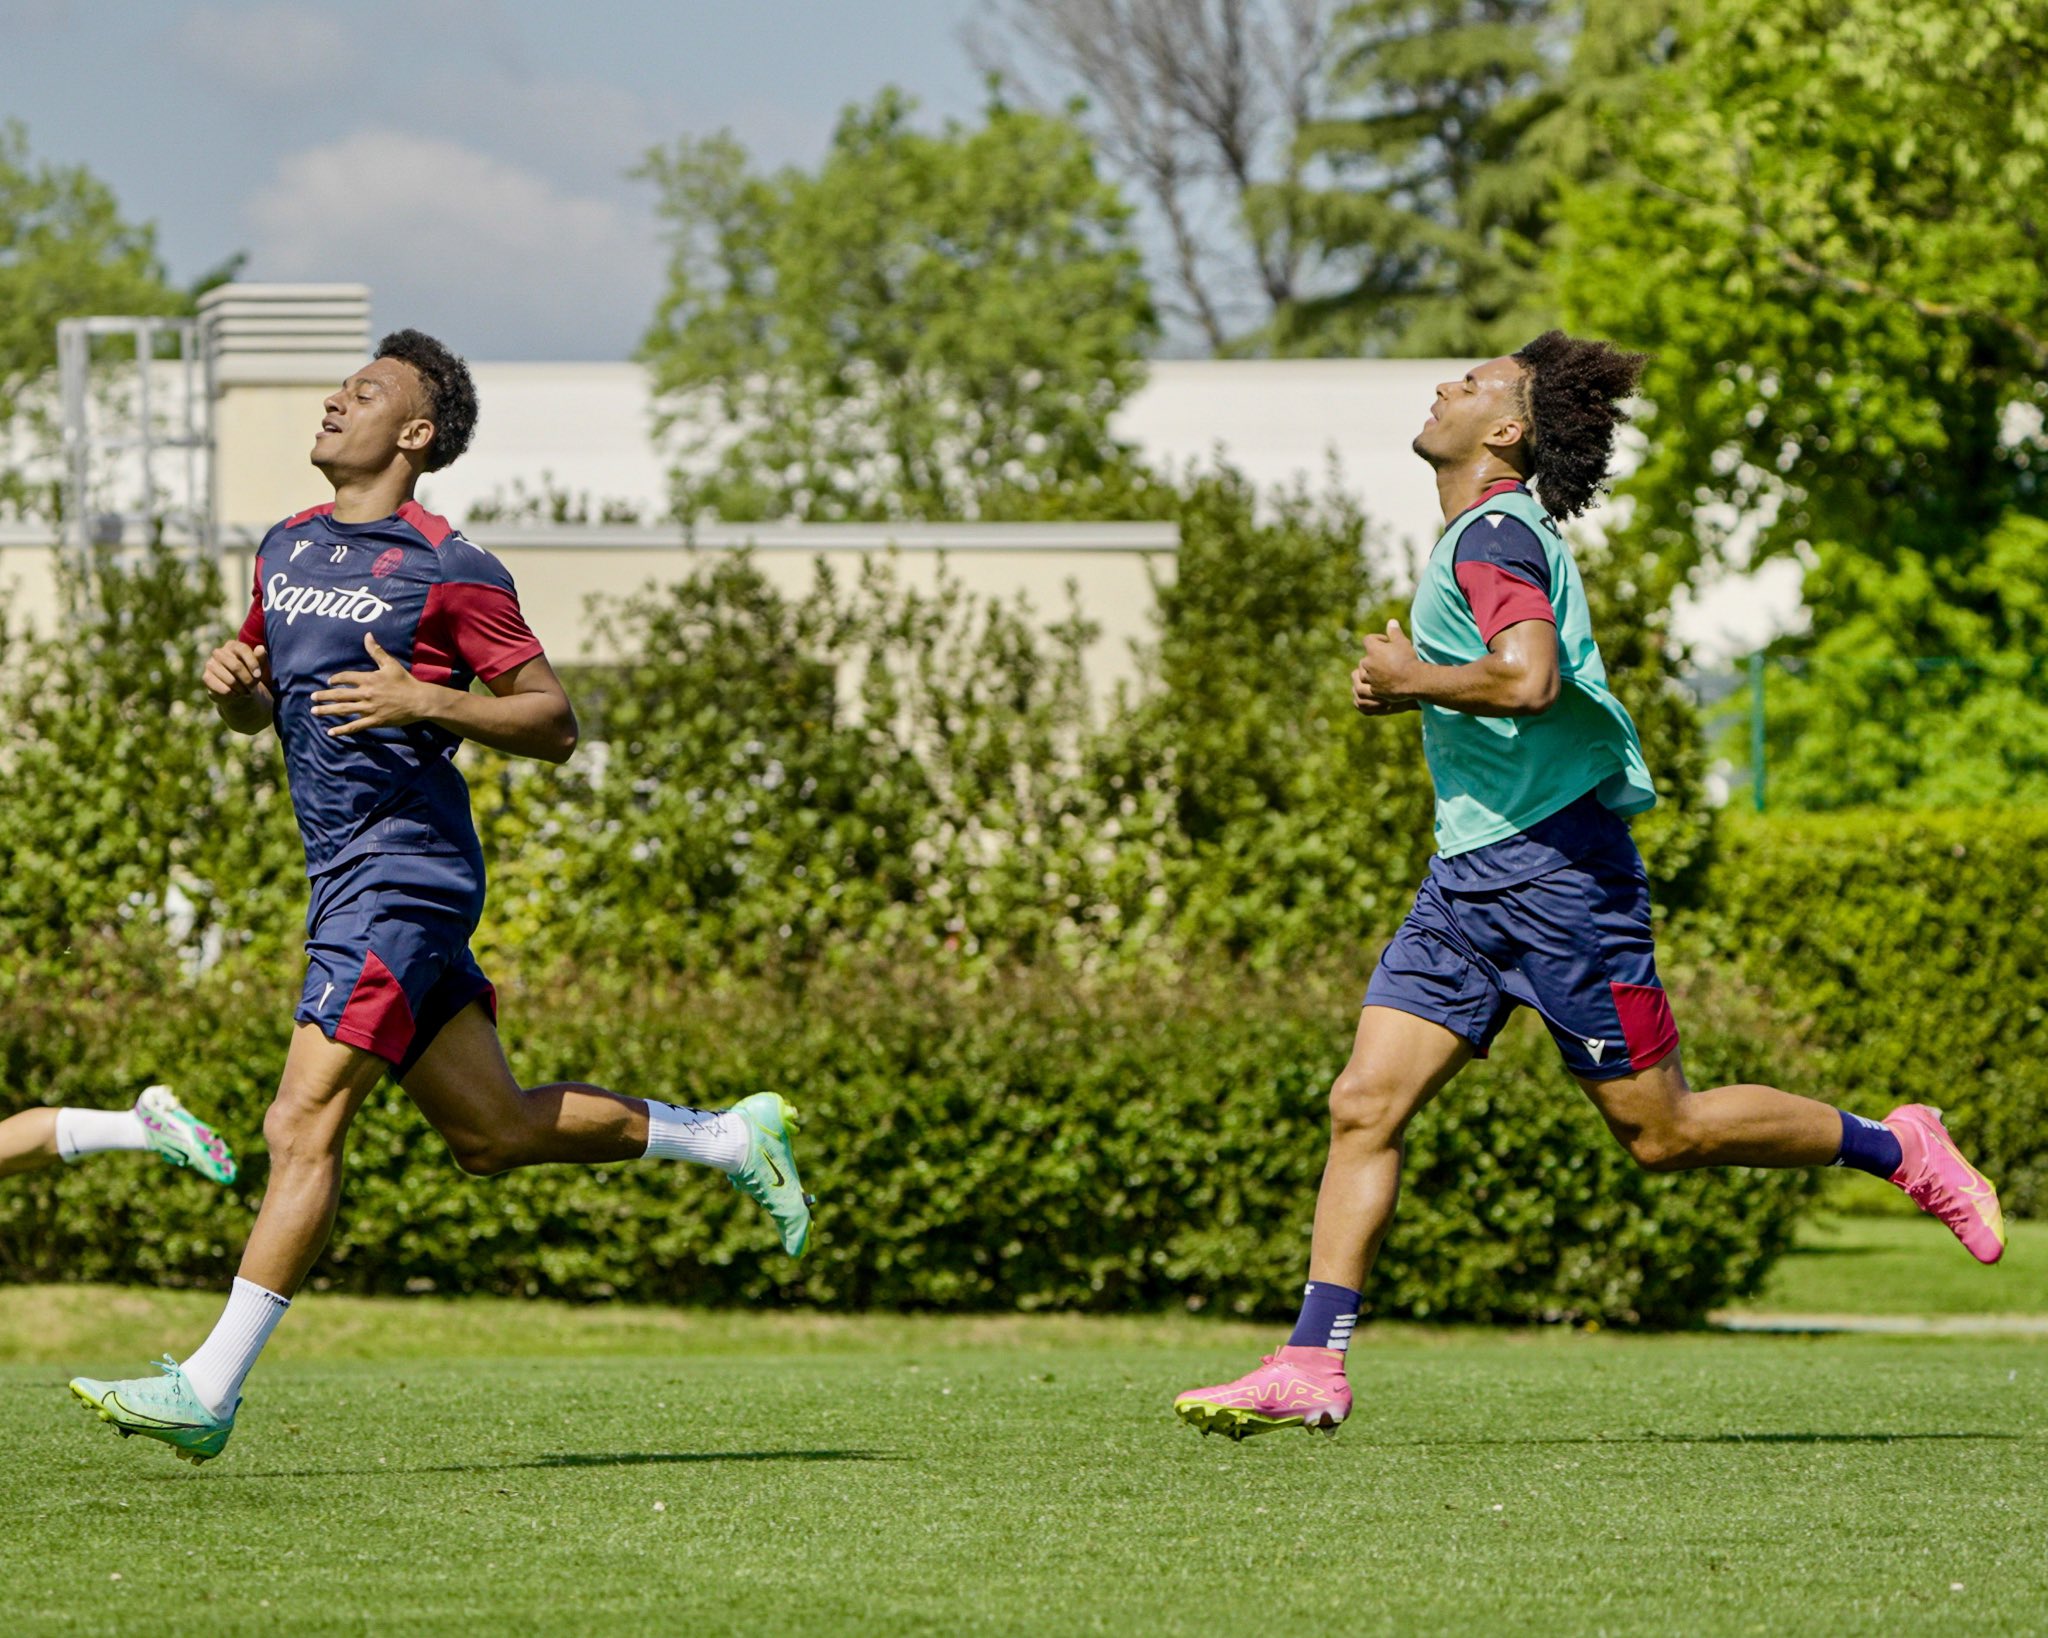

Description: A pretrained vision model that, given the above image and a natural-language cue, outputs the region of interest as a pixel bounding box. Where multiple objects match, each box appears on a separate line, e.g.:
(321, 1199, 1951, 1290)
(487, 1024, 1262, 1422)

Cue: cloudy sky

(1, 0, 986, 358)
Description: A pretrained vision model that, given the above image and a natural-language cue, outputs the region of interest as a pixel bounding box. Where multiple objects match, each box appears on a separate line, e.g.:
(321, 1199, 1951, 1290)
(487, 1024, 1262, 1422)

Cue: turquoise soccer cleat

(134, 1084, 238, 1185)
(728, 1093, 813, 1257)
(68, 1356, 236, 1464)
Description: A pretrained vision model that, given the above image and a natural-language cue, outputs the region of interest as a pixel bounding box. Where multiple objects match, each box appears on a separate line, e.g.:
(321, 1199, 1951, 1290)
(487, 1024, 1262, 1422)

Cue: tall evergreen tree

(1271, 0, 1567, 355)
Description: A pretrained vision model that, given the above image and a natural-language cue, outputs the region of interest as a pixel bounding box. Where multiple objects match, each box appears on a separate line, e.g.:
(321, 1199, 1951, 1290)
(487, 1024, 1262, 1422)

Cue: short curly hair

(1511, 331, 1648, 520)
(374, 328, 478, 472)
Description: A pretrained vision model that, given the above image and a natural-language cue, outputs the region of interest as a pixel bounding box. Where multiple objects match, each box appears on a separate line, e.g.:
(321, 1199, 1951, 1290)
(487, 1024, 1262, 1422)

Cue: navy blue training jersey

(238, 501, 544, 876)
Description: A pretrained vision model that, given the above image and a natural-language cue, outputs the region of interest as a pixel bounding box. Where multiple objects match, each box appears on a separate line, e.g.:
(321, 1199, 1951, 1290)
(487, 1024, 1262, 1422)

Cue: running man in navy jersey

(71, 331, 811, 1465)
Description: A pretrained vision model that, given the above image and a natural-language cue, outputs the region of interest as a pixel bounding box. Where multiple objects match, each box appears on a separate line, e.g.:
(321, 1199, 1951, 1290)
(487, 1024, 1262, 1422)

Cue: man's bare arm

(203, 640, 275, 735)
(311, 636, 578, 764)
(1359, 619, 1560, 719)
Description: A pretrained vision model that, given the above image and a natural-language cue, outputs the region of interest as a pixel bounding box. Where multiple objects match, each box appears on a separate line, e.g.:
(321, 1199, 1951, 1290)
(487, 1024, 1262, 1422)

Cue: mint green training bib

(1408, 488, 1657, 856)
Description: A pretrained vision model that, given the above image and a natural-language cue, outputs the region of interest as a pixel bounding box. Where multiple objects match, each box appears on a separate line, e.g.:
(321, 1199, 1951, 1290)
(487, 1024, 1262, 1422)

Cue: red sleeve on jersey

(1454, 560, 1556, 645)
(414, 580, 545, 684)
(236, 561, 265, 648)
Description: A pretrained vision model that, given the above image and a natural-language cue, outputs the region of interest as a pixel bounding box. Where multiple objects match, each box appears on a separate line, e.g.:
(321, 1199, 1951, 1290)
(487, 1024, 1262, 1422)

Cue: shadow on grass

(1780, 1245, 1883, 1258)
(1364, 1432, 2019, 1448)
(534, 1449, 902, 1468)
(178, 1448, 903, 1481)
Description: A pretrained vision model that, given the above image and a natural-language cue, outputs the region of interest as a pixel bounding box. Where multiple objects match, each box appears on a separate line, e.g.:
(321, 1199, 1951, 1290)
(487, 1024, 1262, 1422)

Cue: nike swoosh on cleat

(764, 1152, 787, 1188)
(105, 1394, 206, 1432)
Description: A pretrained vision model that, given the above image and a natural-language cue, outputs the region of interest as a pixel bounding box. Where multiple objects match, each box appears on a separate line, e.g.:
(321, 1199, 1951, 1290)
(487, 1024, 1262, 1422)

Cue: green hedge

(0, 954, 1809, 1327)
(1707, 807, 2048, 1213)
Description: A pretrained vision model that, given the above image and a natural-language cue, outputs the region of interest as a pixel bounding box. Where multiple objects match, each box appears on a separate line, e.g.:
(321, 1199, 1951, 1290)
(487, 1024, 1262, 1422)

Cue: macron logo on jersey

(264, 572, 395, 627)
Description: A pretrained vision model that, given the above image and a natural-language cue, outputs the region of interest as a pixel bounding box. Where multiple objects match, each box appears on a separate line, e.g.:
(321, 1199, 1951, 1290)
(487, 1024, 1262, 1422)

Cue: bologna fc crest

(372, 548, 404, 579)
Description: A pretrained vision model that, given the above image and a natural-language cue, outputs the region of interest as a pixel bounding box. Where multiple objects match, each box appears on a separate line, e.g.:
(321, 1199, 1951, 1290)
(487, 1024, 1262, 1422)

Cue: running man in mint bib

(1173, 332, 2007, 1443)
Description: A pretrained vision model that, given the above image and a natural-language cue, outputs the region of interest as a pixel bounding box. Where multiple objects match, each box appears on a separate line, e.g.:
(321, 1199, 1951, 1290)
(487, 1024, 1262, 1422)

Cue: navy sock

(1286, 1281, 1361, 1352)
(1833, 1110, 1903, 1179)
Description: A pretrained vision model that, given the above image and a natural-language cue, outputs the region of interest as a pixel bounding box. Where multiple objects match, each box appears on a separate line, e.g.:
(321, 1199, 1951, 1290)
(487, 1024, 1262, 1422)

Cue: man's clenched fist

(204, 640, 269, 700)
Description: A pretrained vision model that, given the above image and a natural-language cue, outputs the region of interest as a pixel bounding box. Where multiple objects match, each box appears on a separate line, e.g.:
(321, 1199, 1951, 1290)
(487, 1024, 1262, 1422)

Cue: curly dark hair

(1511, 330, 1648, 520)
(374, 328, 478, 472)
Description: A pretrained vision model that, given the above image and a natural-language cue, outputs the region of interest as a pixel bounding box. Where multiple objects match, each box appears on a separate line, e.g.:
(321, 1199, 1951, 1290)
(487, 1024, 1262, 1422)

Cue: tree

(0, 549, 302, 960)
(968, 0, 1334, 353)
(636, 91, 1156, 523)
(0, 122, 184, 516)
(975, 2, 1701, 358)
(1558, 0, 2048, 807)
(1273, 0, 1569, 356)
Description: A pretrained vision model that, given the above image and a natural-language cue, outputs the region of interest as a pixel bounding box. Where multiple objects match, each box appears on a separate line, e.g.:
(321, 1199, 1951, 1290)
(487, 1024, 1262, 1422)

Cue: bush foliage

(0, 959, 1810, 1327)
(0, 479, 1841, 1327)
(1704, 809, 2048, 1215)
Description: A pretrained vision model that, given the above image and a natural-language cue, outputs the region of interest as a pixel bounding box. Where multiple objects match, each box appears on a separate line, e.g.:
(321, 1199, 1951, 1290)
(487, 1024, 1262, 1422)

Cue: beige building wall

(15, 283, 1803, 667)
(219, 521, 1177, 698)
(0, 535, 65, 638)
(195, 284, 1180, 695)
(200, 282, 372, 535)
(213, 384, 334, 529)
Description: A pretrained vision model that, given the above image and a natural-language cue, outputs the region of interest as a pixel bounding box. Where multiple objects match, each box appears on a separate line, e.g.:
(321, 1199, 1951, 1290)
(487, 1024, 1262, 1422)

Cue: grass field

(5, 1216, 2044, 1637)
(1743, 1212, 2048, 1318)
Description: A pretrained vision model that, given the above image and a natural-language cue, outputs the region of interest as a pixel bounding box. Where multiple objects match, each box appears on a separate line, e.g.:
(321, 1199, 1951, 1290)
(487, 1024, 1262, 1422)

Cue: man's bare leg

(69, 1027, 389, 1441)
(1577, 1050, 2006, 1263)
(0, 1108, 61, 1179)
(401, 1001, 811, 1254)
(1174, 1006, 1472, 1438)
(1573, 1051, 1839, 1170)
(1307, 1006, 1474, 1291)
(398, 999, 744, 1173)
(2, 1091, 237, 1182)
(236, 1026, 389, 1296)
(398, 1001, 652, 1171)
(154, 1027, 391, 1419)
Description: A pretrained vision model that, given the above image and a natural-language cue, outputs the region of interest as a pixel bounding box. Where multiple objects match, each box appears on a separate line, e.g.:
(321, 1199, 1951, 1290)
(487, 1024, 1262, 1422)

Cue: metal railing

(55, 316, 212, 555)
(1686, 653, 2041, 813)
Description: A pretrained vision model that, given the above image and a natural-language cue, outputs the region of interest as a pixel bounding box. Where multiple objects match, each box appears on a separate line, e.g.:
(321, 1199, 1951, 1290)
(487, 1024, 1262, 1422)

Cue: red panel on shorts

(333, 950, 417, 1065)
(1611, 981, 1679, 1071)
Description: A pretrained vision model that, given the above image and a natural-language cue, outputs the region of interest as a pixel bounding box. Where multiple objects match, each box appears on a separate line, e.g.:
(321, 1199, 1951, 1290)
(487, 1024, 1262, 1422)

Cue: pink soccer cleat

(1884, 1105, 2006, 1265)
(1173, 1346, 1352, 1441)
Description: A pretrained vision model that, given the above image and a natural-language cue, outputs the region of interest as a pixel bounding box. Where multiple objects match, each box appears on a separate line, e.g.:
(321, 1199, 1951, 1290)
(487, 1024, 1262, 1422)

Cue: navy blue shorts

(1364, 848, 1679, 1081)
(297, 851, 496, 1078)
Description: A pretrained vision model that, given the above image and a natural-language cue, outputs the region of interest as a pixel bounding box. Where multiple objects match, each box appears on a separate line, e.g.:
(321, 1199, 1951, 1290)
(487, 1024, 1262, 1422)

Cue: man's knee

(262, 1085, 348, 1170)
(1623, 1113, 1698, 1172)
(1329, 1064, 1414, 1147)
(442, 1100, 534, 1178)
(447, 1133, 516, 1178)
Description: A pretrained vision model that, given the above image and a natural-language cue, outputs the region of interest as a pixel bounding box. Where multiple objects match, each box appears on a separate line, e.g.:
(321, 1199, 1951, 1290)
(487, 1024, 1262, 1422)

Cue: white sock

(53, 1106, 151, 1162)
(642, 1102, 747, 1172)
(181, 1277, 291, 1417)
